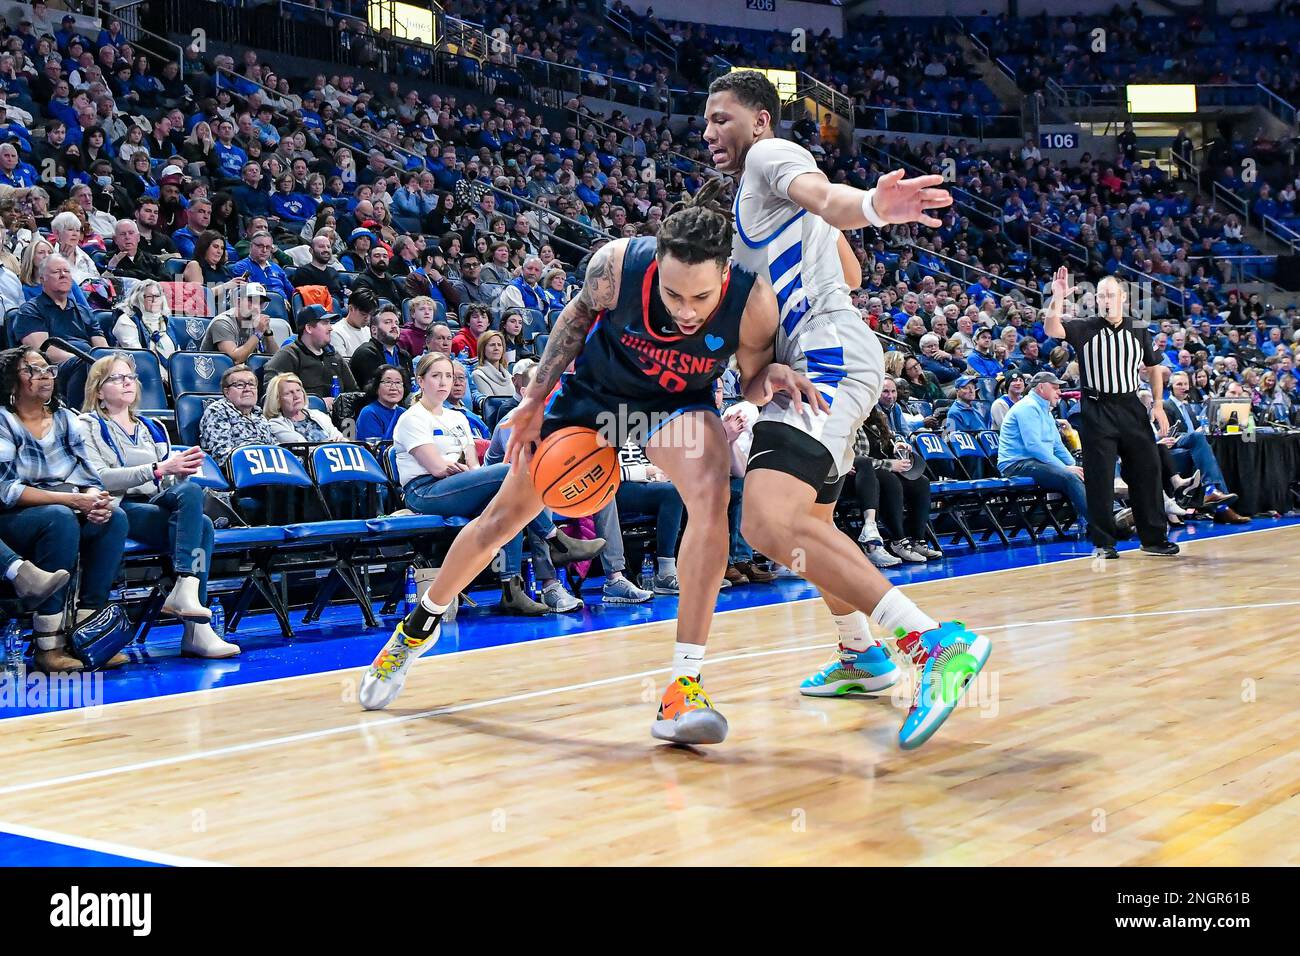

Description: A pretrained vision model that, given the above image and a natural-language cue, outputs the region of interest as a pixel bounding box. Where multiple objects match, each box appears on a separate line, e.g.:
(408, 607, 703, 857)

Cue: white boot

(162, 575, 211, 621)
(181, 620, 241, 659)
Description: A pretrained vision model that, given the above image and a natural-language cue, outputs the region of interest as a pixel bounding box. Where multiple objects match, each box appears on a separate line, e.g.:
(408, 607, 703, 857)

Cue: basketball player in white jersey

(704, 71, 992, 749)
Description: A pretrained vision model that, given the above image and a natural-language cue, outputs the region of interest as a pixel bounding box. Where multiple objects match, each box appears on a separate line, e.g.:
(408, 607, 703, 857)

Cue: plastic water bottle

(523, 557, 537, 599)
(330, 375, 341, 399)
(3, 619, 22, 678)
(640, 552, 655, 590)
(404, 565, 418, 615)
(210, 600, 225, 638)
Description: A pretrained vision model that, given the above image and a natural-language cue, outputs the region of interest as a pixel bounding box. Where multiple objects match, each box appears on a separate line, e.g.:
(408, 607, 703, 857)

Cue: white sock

(670, 641, 705, 681)
(657, 556, 676, 577)
(419, 593, 449, 615)
(4, 559, 22, 581)
(870, 587, 939, 639)
(832, 611, 875, 652)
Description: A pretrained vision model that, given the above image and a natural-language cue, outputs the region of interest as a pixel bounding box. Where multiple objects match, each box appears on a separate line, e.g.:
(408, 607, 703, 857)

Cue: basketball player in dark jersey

(359, 181, 825, 745)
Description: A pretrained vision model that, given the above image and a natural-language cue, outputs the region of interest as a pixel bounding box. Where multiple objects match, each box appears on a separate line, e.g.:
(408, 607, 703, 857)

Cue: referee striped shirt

(1061, 315, 1159, 394)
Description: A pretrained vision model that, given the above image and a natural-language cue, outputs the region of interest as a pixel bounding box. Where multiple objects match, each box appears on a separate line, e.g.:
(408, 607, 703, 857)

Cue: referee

(1042, 267, 1179, 559)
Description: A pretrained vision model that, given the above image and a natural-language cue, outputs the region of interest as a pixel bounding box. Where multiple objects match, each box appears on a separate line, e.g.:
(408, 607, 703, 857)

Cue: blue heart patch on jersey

(704, 333, 724, 352)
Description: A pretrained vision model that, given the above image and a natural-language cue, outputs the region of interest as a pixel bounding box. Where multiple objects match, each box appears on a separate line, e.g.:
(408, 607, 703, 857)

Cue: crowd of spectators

(0, 4, 1295, 674)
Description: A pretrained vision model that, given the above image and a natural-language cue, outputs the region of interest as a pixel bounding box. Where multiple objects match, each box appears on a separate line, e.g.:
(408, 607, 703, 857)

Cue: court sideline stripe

(2, 520, 1290, 727)
(1, 596, 1298, 799)
(0, 819, 224, 867)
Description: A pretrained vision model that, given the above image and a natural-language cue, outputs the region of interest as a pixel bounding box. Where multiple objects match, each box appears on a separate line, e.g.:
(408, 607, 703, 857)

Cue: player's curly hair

(0, 346, 61, 412)
(656, 177, 733, 267)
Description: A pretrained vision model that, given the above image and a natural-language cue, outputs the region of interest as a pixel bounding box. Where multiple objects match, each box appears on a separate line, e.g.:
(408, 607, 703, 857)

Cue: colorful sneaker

(602, 576, 653, 604)
(800, 643, 901, 697)
(893, 621, 991, 750)
(359, 610, 442, 711)
(651, 676, 729, 745)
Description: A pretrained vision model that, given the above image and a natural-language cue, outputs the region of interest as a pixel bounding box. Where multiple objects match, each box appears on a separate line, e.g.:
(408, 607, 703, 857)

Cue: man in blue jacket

(943, 375, 990, 435)
(997, 371, 1088, 530)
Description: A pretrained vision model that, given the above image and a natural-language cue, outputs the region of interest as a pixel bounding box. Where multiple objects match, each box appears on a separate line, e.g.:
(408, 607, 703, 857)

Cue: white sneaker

(858, 517, 883, 546)
(652, 572, 680, 595)
(541, 584, 583, 613)
(910, 539, 944, 560)
(865, 543, 902, 567)
(887, 539, 928, 563)
(1163, 494, 1188, 517)
(602, 576, 653, 604)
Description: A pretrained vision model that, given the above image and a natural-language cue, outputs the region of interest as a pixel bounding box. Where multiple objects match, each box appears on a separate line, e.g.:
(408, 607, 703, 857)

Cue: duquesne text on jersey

(619, 332, 719, 376)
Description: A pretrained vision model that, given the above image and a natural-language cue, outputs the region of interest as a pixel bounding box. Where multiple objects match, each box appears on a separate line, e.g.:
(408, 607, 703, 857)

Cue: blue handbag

(66, 604, 131, 671)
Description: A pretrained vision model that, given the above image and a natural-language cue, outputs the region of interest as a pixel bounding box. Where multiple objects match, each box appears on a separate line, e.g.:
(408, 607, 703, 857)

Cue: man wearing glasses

(199, 365, 277, 465)
(200, 282, 280, 363)
(12, 253, 108, 405)
(231, 229, 293, 302)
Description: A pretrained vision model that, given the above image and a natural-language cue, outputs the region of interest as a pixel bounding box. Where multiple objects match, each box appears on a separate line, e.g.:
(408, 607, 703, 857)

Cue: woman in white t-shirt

(393, 352, 548, 614)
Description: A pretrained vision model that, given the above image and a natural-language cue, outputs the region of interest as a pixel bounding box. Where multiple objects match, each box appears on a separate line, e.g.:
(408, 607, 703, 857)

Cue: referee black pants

(1079, 393, 1167, 549)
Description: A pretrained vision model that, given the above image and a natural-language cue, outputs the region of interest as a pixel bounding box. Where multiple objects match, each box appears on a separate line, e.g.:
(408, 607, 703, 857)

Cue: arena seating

(0, 0, 1294, 661)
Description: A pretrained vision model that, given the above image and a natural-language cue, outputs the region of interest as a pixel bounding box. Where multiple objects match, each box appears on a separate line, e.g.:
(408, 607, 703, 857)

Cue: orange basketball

(530, 426, 620, 517)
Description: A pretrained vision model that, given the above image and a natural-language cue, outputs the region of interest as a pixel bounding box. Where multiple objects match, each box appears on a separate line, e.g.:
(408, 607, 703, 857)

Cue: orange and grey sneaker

(651, 675, 729, 745)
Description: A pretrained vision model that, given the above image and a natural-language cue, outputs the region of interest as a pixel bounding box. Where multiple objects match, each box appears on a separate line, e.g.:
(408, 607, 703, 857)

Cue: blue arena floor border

(0, 830, 164, 867)
(0, 516, 1295, 723)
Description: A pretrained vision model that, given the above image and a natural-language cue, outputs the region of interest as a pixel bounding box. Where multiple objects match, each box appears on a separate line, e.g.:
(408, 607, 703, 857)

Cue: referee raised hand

(1043, 268, 1179, 559)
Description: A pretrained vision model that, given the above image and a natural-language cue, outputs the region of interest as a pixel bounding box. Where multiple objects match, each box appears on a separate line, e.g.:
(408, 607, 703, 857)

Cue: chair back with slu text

(226, 443, 316, 524)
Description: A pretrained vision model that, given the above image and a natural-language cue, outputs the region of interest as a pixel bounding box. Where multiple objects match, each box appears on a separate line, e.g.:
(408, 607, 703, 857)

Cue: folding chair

(909, 430, 991, 549)
(289, 443, 394, 627)
(221, 444, 318, 637)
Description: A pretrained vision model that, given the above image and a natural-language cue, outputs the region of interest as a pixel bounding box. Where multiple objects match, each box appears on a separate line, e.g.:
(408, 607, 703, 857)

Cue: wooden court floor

(2, 526, 1298, 866)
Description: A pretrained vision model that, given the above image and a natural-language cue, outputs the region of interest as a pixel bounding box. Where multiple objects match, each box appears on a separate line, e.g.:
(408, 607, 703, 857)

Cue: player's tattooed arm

(527, 239, 626, 400)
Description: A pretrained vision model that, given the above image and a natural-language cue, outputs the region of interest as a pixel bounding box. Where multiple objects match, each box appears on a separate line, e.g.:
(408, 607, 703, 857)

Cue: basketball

(529, 426, 620, 517)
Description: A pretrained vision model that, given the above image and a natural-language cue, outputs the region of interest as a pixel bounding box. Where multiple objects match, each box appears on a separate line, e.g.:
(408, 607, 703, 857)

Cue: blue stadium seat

(94, 310, 117, 342)
(170, 445, 230, 490)
(167, 315, 213, 353)
(975, 377, 1000, 402)
(175, 393, 219, 447)
(163, 258, 187, 277)
(170, 351, 232, 396)
(91, 349, 171, 419)
(307, 395, 328, 413)
(263, 292, 289, 322)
